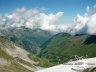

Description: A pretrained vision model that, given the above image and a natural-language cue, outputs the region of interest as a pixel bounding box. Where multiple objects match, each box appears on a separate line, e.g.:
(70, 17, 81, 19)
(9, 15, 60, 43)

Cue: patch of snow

(36, 57, 96, 72)
(36, 64, 76, 72)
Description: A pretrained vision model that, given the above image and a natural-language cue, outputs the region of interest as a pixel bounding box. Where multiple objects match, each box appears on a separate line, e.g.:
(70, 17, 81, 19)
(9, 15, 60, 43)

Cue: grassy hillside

(41, 33, 96, 65)
(0, 62, 33, 72)
(0, 33, 33, 72)
(28, 53, 54, 67)
(0, 35, 13, 60)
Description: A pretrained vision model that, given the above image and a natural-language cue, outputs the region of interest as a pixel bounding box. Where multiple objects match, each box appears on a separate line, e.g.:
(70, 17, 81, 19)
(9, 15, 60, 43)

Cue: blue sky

(0, 0, 96, 22)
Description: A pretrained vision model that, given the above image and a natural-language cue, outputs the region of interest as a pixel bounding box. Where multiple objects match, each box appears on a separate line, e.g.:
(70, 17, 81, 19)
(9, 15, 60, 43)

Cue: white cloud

(87, 13, 96, 34)
(0, 7, 67, 33)
(0, 5, 96, 35)
(71, 5, 96, 35)
(71, 14, 89, 34)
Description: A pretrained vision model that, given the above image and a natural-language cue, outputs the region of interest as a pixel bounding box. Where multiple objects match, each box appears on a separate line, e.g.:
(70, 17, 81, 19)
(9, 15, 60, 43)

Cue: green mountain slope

(40, 33, 96, 65)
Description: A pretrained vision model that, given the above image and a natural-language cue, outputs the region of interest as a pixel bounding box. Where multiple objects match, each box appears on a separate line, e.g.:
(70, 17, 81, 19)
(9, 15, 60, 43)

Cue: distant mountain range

(0, 26, 96, 72)
(0, 26, 53, 54)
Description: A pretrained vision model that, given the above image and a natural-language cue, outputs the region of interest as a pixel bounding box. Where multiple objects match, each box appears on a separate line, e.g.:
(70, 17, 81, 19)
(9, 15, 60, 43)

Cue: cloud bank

(0, 4, 96, 35)
(72, 4, 96, 35)
(0, 7, 67, 32)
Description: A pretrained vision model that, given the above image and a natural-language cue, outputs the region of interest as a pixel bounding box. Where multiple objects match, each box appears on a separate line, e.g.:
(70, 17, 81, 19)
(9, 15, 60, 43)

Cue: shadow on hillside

(84, 35, 96, 44)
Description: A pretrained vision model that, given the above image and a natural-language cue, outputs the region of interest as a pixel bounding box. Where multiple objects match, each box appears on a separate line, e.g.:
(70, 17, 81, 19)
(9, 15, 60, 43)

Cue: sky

(0, 0, 96, 22)
(0, 0, 96, 35)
